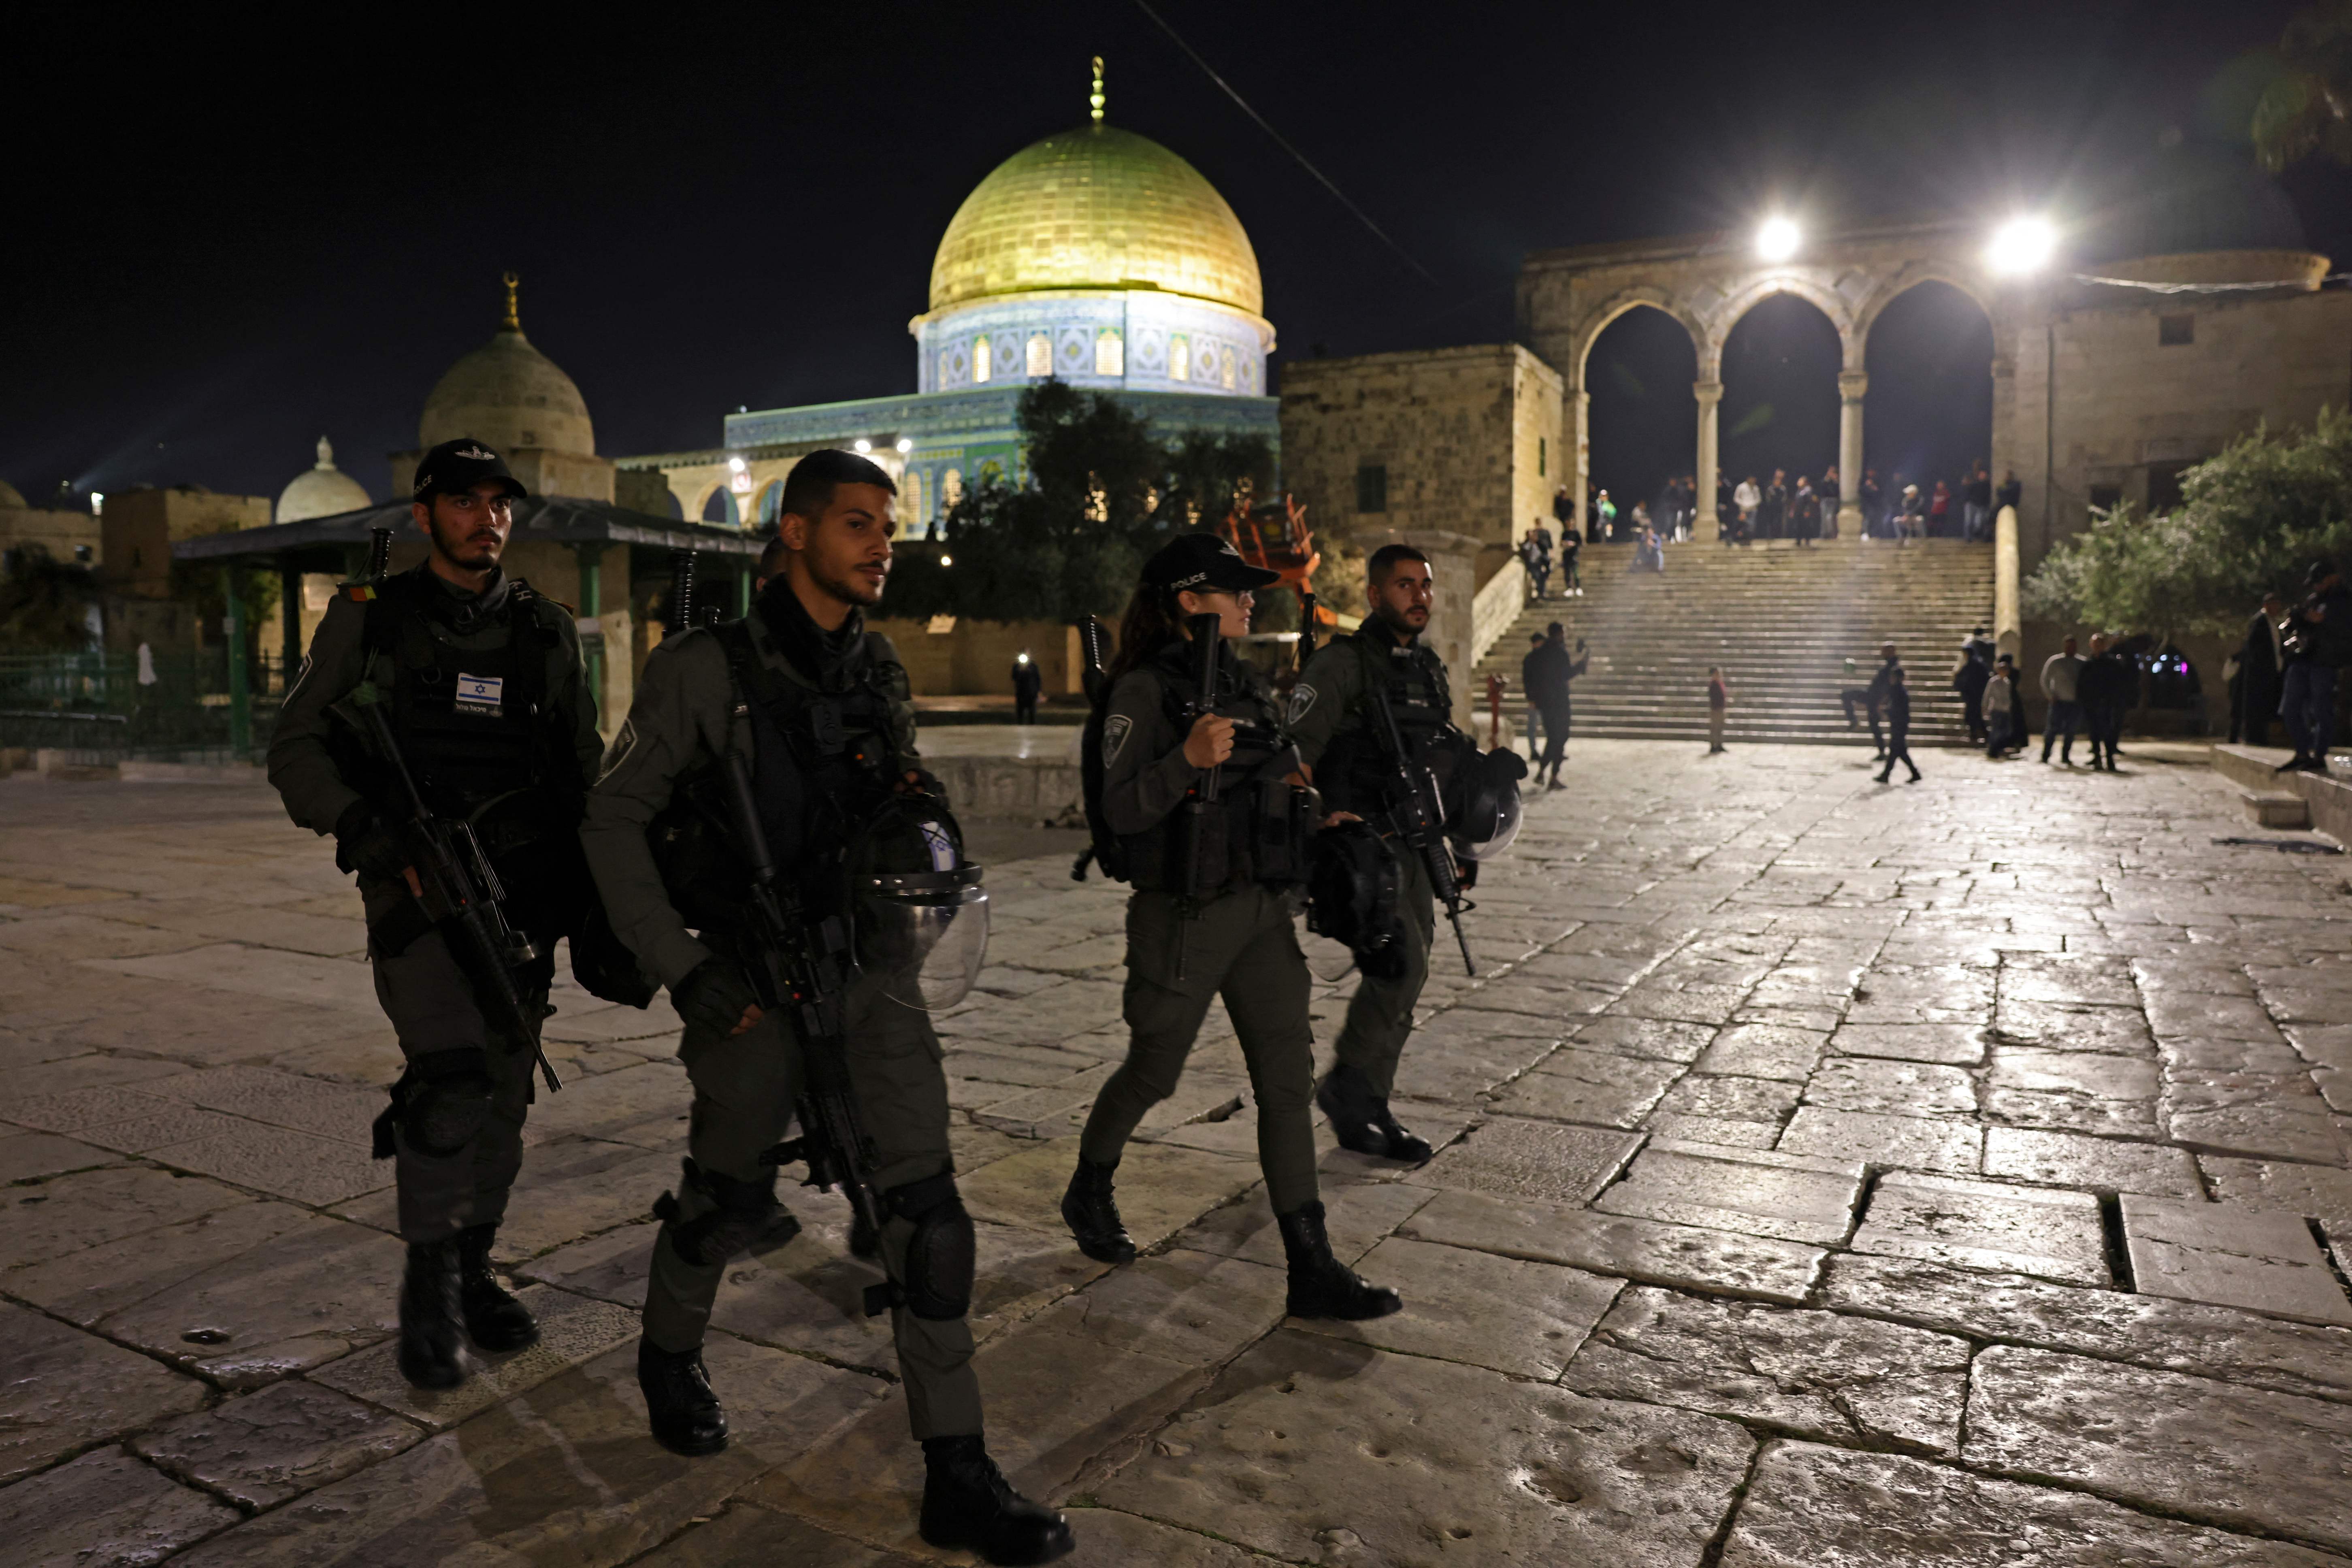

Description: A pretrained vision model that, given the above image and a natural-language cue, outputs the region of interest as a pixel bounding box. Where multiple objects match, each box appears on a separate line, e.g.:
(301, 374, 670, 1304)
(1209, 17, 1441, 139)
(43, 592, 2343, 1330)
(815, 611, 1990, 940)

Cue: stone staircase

(1474, 537, 1995, 746)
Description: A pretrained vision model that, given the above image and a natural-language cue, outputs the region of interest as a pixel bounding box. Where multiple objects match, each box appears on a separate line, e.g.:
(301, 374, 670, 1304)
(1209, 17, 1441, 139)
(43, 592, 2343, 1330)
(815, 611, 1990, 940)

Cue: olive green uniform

(1081, 642, 1321, 1212)
(578, 609, 981, 1440)
(268, 565, 599, 1243)
(1287, 621, 1448, 1100)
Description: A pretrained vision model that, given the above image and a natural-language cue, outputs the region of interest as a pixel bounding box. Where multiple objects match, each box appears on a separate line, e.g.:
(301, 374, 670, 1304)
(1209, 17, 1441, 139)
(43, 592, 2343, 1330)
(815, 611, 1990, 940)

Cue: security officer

(268, 437, 603, 1389)
(1061, 534, 1400, 1324)
(1286, 543, 1449, 1163)
(579, 450, 1071, 1567)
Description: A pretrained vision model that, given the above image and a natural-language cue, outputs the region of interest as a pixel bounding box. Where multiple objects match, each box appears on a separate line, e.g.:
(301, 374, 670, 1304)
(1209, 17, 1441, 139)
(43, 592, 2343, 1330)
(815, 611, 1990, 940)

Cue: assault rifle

(668, 548, 698, 636)
(1296, 590, 1319, 666)
(348, 688, 564, 1093)
(1368, 685, 1477, 977)
(1070, 617, 1112, 882)
(724, 747, 895, 1313)
(364, 526, 395, 581)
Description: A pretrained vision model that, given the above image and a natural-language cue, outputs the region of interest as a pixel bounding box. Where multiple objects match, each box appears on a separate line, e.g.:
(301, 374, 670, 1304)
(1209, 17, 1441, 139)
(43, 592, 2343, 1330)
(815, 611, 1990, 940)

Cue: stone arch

(1706, 274, 1858, 373)
(697, 486, 739, 526)
(1569, 287, 1706, 390)
(754, 479, 784, 526)
(1851, 263, 1996, 356)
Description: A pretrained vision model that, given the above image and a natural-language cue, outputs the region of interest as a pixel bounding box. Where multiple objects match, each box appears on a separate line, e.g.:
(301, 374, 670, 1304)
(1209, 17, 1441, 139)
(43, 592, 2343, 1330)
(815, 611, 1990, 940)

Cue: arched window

(700, 487, 739, 525)
(1095, 328, 1123, 377)
(900, 469, 924, 529)
(979, 460, 1004, 485)
(974, 336, 992, 383)
(1170, 335, 1191, 381)
(942, 468, 964, 509)
(1027, 333, 1051, 376)
(756, 480, 782, 524)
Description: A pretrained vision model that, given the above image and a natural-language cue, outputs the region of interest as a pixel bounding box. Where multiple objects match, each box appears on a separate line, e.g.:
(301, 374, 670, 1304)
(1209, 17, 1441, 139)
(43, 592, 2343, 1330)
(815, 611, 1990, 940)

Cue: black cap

(2309, 558, 2339, 587)
(412, 438, 527, 503)
(1143, 532, 1279, 593)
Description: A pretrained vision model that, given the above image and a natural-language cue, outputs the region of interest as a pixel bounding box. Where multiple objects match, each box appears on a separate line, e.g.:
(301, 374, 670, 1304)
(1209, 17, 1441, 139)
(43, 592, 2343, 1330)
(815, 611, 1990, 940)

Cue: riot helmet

(848, 793, 988, 1010)
(1305, 820, 1409, 981)
(1447, 745, 1528, 862)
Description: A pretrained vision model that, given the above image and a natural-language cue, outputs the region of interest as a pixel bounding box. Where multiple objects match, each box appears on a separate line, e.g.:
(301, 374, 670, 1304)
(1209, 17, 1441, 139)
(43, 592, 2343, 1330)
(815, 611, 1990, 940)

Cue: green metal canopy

(170, 495, 759, 569)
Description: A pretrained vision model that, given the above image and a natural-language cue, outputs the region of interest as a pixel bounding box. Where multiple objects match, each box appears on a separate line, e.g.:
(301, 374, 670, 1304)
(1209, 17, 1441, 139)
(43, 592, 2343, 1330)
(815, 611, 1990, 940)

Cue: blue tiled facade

(912, 290, 1270, 399)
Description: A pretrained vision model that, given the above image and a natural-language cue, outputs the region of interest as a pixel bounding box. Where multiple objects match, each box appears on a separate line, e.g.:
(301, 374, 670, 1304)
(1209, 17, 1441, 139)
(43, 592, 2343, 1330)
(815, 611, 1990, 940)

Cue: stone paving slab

(1097, 1328, 1754, 1567)
(0, 1447, 238, 1568)
(1400, 1187, 1824, 1303)
(0, 1301, 211, 1483)
(132, 1379, 424, 1508)
(1778, 1104, 1985, 1173)
(1826, 1022, 1987, 1065)
(1720, 1440, 2349, 1567)
(1595, 1139, 1864, 1245)
(1564, 1286, 1972, 1455)
(0, 1164, 248, 1272)
(1298, 1236, 1624, 1379)
(1852, 1172, 2110, 1286)
(1404, 1114, 1641, 1205)
(0, 1129, 117, 1184)
(1964, 1344, 2352, 1554)
(311, 1283, 641, 1431)
(1980, 1124, 2203, 1197)
(2122, 1195, 2352, 1326)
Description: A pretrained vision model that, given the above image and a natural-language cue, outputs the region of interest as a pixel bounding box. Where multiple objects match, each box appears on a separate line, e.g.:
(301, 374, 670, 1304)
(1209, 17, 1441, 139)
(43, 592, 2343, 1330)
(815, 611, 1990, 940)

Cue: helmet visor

(863, 878, 989, 1011)
(1453, 786, 1523, 861)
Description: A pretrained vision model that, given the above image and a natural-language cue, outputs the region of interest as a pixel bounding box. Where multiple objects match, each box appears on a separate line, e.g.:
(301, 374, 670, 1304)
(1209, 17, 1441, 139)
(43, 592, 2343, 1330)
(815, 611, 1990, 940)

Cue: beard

(812, 558, 886, 608)
(428, 514, 505, 570)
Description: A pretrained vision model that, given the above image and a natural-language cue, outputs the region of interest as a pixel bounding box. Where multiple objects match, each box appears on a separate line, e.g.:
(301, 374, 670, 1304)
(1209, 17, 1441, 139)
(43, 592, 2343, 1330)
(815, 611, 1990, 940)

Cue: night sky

(7, 0, 2341, 515)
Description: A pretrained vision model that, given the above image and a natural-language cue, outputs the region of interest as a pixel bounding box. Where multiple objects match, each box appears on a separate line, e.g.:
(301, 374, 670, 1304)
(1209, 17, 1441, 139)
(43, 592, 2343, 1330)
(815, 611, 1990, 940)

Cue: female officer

(1060, 534, 1400, 1321)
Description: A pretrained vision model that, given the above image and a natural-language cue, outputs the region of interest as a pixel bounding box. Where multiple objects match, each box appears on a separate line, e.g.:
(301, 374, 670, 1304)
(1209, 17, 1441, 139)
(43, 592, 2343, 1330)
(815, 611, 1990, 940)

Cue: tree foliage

(885, 380, 1272, 623)
(0, 545, 101, 649)
(2255, 2, 2352, 172)
(2023, 409, 2352, 637)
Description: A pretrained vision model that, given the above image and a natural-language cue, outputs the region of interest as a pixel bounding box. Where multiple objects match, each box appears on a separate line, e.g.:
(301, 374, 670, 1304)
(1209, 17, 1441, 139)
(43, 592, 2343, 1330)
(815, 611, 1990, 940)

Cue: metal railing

(0, 649, 287, 758)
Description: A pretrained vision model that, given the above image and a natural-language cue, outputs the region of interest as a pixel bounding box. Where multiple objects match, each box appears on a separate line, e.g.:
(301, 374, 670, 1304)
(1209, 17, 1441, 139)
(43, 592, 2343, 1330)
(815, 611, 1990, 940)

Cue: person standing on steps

(1519, 631, 1548, 760)
(581, 450, 1072, 1565)
(266, 439, 620, 1393)
(1952, 629, 1993, 744)
(1560, 520, 1583, 595)
(1060, 534, 1401, 1326)
(1523, 622, 1587, 787)
(1706, 666, 1730, 752)
(1875, 667, 1922, 782)
(1287, 545, 1453, 1163)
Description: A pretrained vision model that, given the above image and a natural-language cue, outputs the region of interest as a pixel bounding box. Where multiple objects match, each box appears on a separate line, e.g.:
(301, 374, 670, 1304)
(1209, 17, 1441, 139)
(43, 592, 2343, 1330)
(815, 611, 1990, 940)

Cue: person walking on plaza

(1520, 631, 1549, 756)
(2041, 635, 2086, 764)
(1062, 533, 1401, 1326)
(1875, 667, 1922, 782)
(2278, 559, 2352, 772)
(1289, 544, 1454, 1163)
(1524, 622, 1589, 786)
(581, 451, 1072, 1563)
(1010, 650, 1042, 724)
(2080, 631, 2130, 771)
(1706, 666, 1730, 753)
(1839, 656, 1884, 756)
(2233, 591, 2285, 746)
(267, 439, 621, 1393)
(1984, 654, 2022, 756)
(1951, 629, 1993, 744)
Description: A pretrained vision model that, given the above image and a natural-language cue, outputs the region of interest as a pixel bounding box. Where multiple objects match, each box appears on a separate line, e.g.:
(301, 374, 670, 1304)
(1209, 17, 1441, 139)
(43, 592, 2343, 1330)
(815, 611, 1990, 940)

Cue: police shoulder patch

(1101, 713, 1133, 765)
(342, 584, 376, 602)
(1287, 685, 1318, 724)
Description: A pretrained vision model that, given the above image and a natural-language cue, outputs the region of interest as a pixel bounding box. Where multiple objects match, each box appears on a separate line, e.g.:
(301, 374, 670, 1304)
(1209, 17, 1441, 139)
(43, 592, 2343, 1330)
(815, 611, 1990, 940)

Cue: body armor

(1316, 627, 1455, 818)
(1118, 642, 1314, 896)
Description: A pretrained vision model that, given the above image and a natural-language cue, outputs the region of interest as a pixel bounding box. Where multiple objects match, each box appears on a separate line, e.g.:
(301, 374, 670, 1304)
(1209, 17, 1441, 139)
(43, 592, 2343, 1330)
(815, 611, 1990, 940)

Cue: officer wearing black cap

(268, 437, 605, 1389)
(1061, 533, 1402, 1323)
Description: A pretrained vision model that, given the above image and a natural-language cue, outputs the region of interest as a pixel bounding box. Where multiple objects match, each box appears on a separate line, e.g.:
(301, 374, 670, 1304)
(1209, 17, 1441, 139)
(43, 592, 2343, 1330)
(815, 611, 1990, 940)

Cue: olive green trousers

(1081, 886, 1321, 1212)
(1332, 849, 1435, 1099)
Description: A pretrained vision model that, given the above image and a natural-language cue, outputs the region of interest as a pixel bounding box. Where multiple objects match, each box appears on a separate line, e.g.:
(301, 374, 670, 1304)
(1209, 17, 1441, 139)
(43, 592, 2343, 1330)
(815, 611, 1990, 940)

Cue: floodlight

(854, 438, 872, 453)
(1987, 217, 2055, 275)
(89, 491, 104, 515)
(896, 437, 913, 454)
(1756, 217, 1800, 262)
(726, 456, 746, 473)
(940, 554, 954, 567)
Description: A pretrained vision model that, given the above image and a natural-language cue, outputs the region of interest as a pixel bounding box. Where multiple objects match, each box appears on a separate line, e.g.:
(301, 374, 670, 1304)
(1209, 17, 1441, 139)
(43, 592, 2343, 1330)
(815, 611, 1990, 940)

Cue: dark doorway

(1584, 305, 1697, 537)
(1862, 281, 1993, 525)
(1719, 294, 1842, 505)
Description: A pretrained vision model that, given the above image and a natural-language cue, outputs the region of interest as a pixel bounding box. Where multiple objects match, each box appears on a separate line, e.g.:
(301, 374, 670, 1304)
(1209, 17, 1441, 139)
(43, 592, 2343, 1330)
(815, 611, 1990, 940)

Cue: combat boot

(638, 1340, 728, 1456)
(1316, 1066, 1433, 1164)
(1278, 1200, 1403, 1321)
(919, 1433, 1075, 1565)
(454, 1223, 539, 1353)
(396, 1239, 469, 1389)
(1059, 1158, 1137, 1263)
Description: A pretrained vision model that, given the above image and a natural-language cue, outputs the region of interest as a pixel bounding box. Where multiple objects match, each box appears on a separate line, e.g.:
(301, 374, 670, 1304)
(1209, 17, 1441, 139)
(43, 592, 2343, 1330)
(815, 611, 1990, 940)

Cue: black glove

(333, 800, 411, 882)
(671, 959, 760, 1037)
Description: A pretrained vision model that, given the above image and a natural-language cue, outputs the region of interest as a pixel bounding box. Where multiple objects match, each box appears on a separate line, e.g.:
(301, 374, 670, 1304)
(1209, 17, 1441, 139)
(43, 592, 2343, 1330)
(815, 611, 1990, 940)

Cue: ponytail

(1106, 580, 1184, 684)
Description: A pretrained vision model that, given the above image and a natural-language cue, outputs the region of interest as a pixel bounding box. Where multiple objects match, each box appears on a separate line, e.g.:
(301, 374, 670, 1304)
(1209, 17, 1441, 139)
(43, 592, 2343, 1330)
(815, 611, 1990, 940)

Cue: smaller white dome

(0, 479, 26, 509)
(277, 436, 372, 523)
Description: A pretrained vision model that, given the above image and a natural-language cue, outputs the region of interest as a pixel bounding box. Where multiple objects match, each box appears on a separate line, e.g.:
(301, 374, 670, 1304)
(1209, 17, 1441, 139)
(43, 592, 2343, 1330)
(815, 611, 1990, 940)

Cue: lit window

(900, 470, 923, 527)
(1539, 437, 1547, 478)
(1356, 464, 1387, 514)
(1221, 349, 1236, 390)
(1096, 329, 1123, 377)
(943, 469, 963, 508)
(1170, 335, 1190, 381)
(974, 336, 992, 383)
(1027, 333, 1051, 376)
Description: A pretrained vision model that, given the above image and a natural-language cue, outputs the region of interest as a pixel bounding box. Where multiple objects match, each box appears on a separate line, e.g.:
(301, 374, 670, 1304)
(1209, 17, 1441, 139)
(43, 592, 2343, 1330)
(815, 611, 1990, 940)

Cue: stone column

(1837, 370, 1867, 533)
(1693, 380, 1723, 531)
(1571, 387, 1592, 531)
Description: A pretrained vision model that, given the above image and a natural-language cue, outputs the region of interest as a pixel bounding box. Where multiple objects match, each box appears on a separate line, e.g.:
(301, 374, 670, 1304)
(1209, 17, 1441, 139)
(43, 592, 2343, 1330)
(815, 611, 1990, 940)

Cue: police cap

(412, 439, 528, 503)
(1144, 533, 1280, 594)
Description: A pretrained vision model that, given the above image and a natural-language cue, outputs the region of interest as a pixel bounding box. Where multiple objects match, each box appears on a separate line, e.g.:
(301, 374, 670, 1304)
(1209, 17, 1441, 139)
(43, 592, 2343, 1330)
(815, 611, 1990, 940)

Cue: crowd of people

(1552, 463, 2022, 549)
(2232, 560, 2352, 772)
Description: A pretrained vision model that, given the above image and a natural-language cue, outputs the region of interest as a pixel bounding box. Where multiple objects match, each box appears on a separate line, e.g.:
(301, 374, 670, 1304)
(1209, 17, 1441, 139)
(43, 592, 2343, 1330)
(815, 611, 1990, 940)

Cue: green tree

(900, 380, 1274, 623)
(2255, 1, 2352, 172)
(2024, 409, 2352, 636)
(0, 544, 101, 648)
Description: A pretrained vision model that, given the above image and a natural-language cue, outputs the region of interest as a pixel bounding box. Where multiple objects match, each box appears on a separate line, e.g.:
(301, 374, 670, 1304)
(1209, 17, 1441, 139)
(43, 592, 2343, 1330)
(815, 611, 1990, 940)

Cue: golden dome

(929, 124, 1261, 316)
(420, 275, 595, 456)
(275, 435, 372, 522)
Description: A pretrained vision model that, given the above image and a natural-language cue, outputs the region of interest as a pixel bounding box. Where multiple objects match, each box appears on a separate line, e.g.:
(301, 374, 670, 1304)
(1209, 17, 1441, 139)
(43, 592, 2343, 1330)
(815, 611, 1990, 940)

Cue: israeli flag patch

(455, 673, 504, 716)
(1101, 713, 1133, 765)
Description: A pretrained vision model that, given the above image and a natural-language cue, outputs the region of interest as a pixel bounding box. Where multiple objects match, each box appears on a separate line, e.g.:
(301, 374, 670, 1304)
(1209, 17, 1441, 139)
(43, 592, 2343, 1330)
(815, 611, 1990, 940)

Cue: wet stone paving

(5, 738, 2352, 1565)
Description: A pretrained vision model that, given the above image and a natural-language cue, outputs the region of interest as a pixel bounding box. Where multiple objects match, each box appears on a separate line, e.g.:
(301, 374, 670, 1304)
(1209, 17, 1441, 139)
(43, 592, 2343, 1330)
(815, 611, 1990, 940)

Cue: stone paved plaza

(6, 739, 2352, 1566)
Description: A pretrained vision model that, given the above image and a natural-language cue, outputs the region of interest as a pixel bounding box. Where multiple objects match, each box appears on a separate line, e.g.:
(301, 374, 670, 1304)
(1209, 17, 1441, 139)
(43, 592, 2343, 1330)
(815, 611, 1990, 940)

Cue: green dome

(929, 124, 1262, 316)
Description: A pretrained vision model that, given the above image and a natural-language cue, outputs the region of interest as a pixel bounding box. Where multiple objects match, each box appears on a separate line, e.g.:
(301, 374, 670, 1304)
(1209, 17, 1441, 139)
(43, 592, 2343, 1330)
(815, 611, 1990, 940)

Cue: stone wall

(100, 488, 269, 600)
(868, 617, 1084, 697)
(0, 505, 102, 568)
(1279, 345, 1561, 555)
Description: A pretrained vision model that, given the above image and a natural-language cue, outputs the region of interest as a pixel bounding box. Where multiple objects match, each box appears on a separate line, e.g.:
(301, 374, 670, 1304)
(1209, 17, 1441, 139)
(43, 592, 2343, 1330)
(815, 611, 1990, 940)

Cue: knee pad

(655, 1157, 780, 1267)
(886, 1171, 975, 1321)
(393, 1048, 494, 1157)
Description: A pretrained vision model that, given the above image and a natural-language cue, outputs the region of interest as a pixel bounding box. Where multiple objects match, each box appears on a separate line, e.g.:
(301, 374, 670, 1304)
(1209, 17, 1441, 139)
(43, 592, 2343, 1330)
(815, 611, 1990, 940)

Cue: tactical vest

(1315, 628, 1456, 818)
(1114, 642, 1314, 896)
(353, 567, 571, 842)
